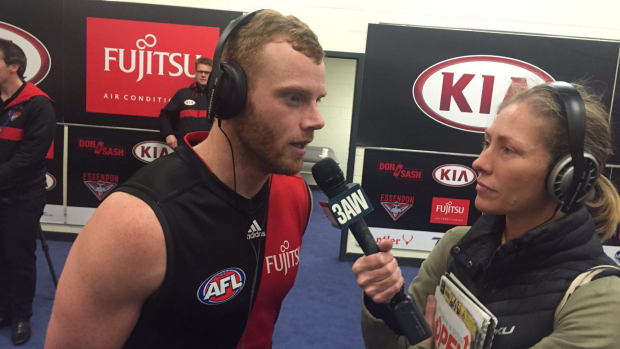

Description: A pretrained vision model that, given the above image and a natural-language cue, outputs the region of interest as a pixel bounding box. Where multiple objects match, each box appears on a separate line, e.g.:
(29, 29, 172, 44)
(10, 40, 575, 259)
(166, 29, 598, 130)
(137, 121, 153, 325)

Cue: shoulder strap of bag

(555, 265, 620, 318)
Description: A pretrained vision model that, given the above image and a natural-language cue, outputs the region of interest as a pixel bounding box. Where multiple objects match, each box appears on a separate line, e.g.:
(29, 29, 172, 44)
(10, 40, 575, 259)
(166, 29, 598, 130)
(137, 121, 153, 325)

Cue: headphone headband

(206, 10, 262, 119)
(547, 82, 590, 212)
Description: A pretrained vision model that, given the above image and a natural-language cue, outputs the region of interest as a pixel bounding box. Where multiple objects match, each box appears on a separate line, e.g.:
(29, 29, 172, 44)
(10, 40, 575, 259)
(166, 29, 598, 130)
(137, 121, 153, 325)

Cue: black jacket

(448, 206, 616, 348)
(159, 83, 212, 141)
(0, 82, 56, 203)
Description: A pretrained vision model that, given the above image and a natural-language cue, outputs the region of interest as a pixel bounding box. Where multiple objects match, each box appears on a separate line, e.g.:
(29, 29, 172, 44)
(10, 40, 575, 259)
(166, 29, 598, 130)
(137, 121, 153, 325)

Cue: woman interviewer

(354, 83, 620, 349)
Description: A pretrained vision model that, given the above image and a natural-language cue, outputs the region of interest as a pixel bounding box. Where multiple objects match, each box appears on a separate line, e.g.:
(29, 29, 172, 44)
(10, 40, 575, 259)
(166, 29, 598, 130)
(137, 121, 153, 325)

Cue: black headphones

(206, 10, 263, 121)
(546, 82, 600, 213)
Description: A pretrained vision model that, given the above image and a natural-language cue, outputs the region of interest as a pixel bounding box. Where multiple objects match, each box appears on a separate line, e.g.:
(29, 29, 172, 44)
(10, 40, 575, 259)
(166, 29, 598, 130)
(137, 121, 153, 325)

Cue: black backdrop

(358, 24, 620, 163)
(63, 0, 241, 129)
(0, 0, 64, 122)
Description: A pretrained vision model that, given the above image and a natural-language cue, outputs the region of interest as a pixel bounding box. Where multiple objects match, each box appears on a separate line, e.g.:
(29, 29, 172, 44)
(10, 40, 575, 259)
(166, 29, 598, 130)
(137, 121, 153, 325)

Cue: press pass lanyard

(0, 109, 17, 135)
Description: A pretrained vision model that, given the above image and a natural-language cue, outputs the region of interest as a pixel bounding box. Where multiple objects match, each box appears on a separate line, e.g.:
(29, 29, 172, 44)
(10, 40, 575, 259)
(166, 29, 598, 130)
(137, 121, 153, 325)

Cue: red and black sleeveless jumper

(116, 132, 312, 348)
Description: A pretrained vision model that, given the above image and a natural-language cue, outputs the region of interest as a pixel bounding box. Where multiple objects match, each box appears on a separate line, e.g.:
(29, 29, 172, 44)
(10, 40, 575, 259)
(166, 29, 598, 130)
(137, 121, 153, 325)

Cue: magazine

(433, 274, 497, 349)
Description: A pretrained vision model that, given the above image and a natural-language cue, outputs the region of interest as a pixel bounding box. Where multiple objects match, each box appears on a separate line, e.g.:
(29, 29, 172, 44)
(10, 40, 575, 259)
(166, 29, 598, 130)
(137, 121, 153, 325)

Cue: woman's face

(472, 102, 556, 216)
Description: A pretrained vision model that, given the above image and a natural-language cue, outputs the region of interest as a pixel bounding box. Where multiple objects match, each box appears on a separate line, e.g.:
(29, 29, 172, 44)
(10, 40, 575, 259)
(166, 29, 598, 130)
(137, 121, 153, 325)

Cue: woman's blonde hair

(500, 82, 620, 242)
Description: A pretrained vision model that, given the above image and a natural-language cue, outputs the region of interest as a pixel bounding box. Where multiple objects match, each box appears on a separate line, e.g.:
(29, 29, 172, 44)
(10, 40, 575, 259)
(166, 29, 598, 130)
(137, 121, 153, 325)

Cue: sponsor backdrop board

(603, 245, 620, 266)
(359, 148, 481, 252)
(42, 127, 65, 223)
(0, 0, 64, 122)
(357, 24, 620, 161)
(64, 0, 242, 129)
(66, 126, 173, 225)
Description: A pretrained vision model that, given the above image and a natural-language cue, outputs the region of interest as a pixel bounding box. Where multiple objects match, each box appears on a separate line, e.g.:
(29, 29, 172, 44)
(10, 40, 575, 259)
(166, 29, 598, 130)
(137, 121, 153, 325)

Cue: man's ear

(7, 63, 19, 75)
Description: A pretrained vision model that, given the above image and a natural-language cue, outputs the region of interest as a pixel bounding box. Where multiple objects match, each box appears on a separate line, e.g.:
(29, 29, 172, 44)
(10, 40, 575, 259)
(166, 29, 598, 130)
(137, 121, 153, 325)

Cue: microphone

(312, 158, 432, 345)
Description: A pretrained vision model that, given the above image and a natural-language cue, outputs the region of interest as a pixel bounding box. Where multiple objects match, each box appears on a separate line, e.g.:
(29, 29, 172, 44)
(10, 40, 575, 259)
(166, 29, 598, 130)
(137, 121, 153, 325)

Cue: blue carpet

(0, 189, 420, 348)
(0, 239, 72, 349)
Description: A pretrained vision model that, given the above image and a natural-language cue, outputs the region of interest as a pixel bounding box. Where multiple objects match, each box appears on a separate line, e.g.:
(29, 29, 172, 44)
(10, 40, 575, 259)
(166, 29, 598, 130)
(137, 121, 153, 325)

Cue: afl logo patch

(197, 268, 245, 305)
(184, 99, 196, 106)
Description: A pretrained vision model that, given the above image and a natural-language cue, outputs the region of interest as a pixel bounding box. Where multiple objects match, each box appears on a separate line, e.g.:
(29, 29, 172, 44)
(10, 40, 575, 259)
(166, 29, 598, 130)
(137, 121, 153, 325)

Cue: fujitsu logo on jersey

(266, 240, 300, 275)
(197, 268, 245, 305)
(104, 33, 202, 82)
(247, 220, 265, 240)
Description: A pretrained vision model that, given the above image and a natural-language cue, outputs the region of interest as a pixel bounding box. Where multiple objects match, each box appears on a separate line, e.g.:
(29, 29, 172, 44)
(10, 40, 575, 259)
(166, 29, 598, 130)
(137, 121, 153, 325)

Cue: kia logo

(413, 55, 554, 133)
(433, 164, 476, 187)
(184, 99, 196, 106)
(132, 141, 173, 163)
(0, 22, 51, 85)
(45, 172, 56, 191)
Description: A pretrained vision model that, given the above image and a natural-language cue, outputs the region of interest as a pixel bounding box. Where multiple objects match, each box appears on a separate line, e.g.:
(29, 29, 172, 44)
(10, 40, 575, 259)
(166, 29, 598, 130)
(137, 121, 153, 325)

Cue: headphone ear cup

(212, 61, 247, 120)
(547, 153, 600, 206)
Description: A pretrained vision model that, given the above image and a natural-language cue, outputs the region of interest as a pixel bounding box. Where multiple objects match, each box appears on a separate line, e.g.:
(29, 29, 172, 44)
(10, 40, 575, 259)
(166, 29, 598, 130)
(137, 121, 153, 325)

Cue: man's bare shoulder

(46, 192, 167, 348)
(66, 191, 166, 298)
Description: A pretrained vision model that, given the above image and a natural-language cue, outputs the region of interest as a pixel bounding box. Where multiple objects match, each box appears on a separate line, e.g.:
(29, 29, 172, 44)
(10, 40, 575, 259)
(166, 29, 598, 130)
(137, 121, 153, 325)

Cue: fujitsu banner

(0, 0, 64, 122)
(64, 0, 241, 129)
(67, 126, 173, 225)
(359, 148, 481, 252)
(86, 17, 218, 118)
(358, 24, 619, 155)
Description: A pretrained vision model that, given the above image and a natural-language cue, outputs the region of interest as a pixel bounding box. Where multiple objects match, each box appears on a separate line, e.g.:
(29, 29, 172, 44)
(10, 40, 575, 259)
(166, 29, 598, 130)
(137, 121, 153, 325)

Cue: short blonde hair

(222, 10, 324, 82)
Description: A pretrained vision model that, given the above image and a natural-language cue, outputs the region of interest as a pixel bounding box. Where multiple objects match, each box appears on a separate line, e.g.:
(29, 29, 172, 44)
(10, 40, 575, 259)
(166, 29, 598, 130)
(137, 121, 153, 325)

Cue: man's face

(0, 51, 17, 87)
(234, 41, 326, 176)
(195, 63, 211, 89)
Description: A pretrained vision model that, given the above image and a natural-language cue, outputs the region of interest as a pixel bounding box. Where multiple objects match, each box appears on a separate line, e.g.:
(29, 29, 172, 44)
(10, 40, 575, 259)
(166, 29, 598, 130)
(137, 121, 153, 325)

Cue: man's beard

(235, 102, 308, 176)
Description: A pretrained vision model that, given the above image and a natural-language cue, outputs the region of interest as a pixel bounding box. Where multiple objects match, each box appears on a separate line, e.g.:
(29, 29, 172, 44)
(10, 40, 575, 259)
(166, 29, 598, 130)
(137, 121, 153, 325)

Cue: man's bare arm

(45, 192, 167, 349)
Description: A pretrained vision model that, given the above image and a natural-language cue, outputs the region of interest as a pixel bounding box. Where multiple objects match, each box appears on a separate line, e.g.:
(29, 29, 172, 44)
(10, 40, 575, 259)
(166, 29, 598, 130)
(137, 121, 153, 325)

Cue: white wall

(105, 0, 620, 54)
(315, 58, 356, 175)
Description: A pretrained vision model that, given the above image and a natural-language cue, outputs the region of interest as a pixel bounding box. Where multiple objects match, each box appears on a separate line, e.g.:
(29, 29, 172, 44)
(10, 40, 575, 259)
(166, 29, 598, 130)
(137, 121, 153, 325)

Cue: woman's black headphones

(206, 10, 263, 121)
(546, 82, 600, 213)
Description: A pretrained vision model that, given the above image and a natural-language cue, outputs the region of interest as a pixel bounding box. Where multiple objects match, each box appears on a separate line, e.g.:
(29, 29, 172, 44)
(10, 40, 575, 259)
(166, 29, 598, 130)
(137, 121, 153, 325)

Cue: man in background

(159, 57, 213, 149)
(0, 38, 56, 346)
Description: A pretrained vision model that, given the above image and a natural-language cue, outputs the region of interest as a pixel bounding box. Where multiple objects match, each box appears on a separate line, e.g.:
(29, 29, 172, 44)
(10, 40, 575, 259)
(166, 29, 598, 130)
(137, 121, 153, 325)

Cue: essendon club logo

(78, 138, 125, 158)
(380, 194, 414, 221)
(430, 197, 470, 226)
(377, 161, 423, 180)
(413, 55, 554, 133)
(83, 173, 119, 201)
(86, 17, 219, 117)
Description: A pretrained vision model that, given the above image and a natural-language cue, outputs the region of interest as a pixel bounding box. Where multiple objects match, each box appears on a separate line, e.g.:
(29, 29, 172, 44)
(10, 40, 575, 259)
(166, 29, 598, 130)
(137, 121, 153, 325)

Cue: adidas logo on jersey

(247, 220, 265, 240)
